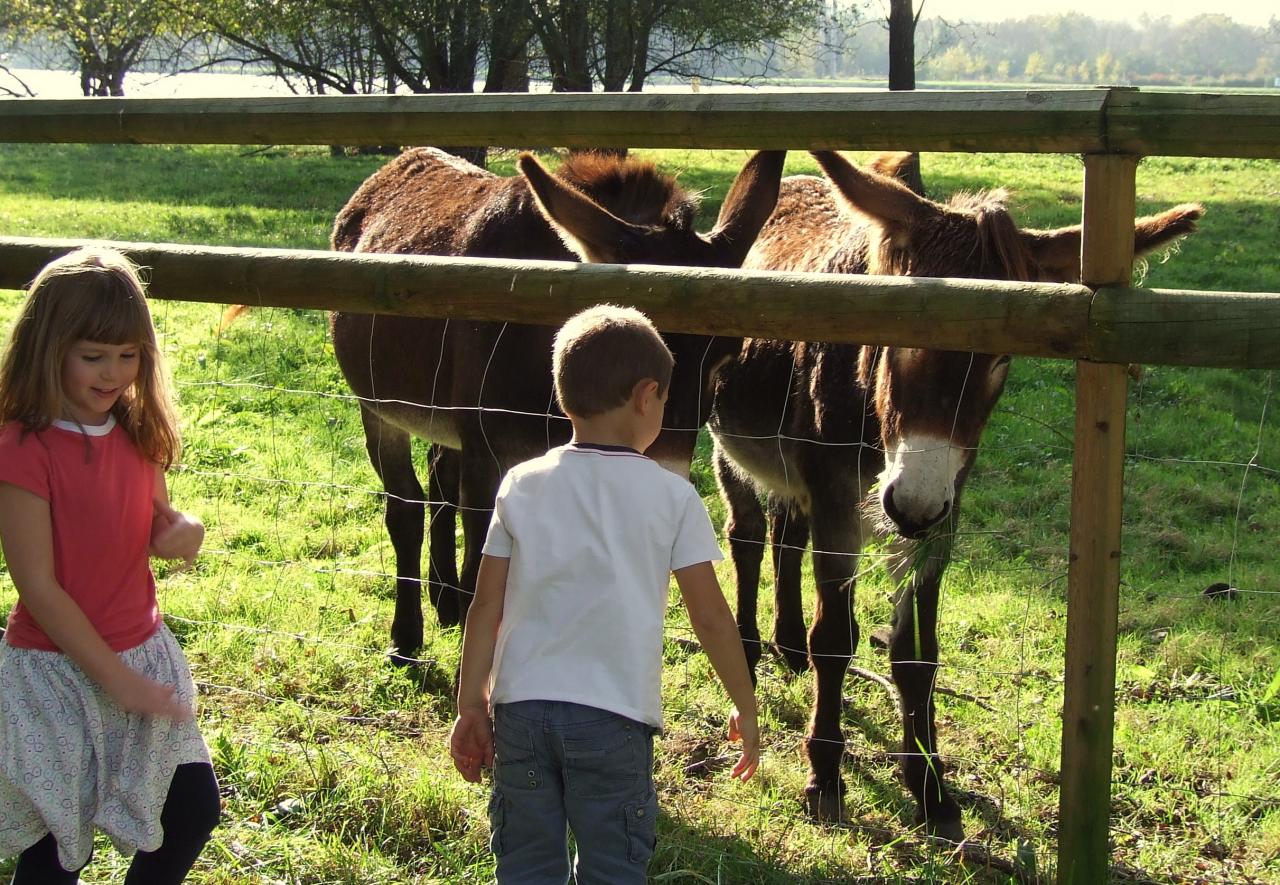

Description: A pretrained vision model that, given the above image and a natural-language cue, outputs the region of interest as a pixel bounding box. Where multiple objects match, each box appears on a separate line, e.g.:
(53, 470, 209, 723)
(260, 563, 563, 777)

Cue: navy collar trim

(569, 441, 642, 456)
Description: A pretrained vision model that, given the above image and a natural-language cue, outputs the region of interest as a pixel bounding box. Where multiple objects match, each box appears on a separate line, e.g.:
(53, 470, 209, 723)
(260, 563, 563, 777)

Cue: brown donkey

(710, 150, 1203, 838)
(331, 147, 784, 659)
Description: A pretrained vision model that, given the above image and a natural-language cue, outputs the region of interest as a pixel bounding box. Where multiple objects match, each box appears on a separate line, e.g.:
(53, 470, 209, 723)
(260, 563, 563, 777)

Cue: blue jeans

(489, 700, 658, 885)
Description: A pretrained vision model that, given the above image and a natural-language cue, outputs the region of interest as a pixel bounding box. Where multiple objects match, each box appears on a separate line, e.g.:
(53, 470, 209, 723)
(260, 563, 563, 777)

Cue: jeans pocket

(563, 721, 645, 798)
(493, 714, 541, 791)
(623, 789, 659, 865)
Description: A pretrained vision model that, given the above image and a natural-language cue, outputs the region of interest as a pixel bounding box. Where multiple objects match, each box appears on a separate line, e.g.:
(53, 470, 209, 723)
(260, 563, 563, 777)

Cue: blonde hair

(552, 304, 673, 418)
(0, 248, 181, 467)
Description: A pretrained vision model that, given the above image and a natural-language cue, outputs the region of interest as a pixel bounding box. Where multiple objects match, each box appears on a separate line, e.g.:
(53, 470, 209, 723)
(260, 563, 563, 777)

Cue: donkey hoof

(923, 815, 965, 844)
(802, 780, 845, 822)
(773, 642, 810, 676)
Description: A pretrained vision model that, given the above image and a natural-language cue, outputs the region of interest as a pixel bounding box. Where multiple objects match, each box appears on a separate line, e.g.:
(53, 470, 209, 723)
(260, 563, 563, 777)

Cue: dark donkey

(711, 150, 1203, 837)
(331, 147, 784, 658)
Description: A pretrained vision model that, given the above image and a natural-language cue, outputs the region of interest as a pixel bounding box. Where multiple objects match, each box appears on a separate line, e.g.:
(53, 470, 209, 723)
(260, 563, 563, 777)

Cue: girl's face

(61, 339, 140, 426)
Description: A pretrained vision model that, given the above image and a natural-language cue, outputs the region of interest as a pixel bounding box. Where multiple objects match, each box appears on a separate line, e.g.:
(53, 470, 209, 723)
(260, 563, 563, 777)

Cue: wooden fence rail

(2, 89, 1280, 157)
(3, 236, 1280, 368)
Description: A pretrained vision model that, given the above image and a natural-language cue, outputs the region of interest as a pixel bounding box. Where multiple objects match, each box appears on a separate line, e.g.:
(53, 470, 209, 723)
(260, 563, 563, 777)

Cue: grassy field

(0, 142, 1278, 884)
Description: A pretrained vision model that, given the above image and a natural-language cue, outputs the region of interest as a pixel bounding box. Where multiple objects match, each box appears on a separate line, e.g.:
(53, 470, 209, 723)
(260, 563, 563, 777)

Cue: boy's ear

(631, 378, 660, 411)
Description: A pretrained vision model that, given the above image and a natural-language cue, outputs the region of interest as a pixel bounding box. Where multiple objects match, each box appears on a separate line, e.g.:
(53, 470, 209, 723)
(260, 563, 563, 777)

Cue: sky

(917, 0, 1275, 27)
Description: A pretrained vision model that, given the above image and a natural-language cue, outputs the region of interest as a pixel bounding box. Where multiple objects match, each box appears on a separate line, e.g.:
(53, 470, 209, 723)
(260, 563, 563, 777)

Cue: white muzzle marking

(879, 434, 964, 528)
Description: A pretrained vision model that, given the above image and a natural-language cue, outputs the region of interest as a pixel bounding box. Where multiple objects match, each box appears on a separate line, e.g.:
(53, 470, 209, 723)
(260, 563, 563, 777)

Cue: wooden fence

(2, 87, 1279, 884)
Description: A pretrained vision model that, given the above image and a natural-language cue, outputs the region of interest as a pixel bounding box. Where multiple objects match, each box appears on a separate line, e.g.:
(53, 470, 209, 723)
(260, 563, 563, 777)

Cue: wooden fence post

(1057, 153, 1138, 883)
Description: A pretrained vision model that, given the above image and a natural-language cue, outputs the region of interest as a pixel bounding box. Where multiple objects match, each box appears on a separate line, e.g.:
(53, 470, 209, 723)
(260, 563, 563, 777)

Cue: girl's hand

(150, 498, 204, 570)
(108, 667, 194, 722)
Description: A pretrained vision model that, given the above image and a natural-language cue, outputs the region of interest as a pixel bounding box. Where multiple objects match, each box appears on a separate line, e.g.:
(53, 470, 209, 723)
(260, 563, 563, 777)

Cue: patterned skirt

(0, 622, 210, 871)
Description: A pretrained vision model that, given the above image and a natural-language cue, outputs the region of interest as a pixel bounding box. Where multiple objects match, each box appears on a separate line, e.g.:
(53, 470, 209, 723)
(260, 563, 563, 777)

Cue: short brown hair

(552, 305, 673, 418)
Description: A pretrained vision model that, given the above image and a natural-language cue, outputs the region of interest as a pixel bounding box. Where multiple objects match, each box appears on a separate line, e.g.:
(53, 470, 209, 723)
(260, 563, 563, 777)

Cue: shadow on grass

(657, 796, 1043, 885)
(0, 142, 381, 214)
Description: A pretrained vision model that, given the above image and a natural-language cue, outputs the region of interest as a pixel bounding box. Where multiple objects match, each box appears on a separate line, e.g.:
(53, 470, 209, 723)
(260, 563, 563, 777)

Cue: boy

(449, 304, 759, 884)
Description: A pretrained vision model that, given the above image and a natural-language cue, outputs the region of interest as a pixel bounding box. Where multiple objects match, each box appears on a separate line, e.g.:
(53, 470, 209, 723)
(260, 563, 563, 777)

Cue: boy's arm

(0, 484, 192, 721)
(450, 552, 510, 782)
(673, 560, 760, 782)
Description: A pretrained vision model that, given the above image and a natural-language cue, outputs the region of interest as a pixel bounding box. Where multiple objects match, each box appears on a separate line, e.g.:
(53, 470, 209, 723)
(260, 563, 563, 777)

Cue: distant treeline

(3, 4, 1277, 97)
(738, 12, 1280, 87)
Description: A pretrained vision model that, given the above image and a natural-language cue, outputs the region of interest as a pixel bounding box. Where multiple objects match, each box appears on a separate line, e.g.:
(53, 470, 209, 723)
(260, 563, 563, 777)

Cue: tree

(886, 0, 923, 194)
(187, 0, 531, 162)
(0, 0, 37, 96)
(1024, 49, 1046, 81)
(12, 0, 175, 95)
(525, 0, 829, 93)
(887, 0, 917, 89)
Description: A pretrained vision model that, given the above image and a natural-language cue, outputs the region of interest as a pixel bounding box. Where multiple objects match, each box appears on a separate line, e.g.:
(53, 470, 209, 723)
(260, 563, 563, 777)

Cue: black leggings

(11, 762, 220, 885)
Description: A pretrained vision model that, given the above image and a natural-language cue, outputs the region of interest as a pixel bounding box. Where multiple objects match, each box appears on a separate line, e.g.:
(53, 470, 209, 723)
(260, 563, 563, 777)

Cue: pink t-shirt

(0, 417, 161, 652)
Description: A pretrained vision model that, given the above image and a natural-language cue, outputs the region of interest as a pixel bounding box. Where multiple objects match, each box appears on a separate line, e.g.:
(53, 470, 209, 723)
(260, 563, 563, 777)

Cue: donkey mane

(873, 188, 1036, 282)
(556, 152, 698, 229)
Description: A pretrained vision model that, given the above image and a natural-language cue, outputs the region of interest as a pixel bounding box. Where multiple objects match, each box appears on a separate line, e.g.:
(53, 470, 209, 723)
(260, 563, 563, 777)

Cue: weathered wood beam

(4, 236, 1280, 368)
(1059, 153, 1136, 885)
(1088, 287, 1280, 368)
(1106, 90, 1280, 158)
(0, 236, 1089, 357)
(3, 89, 1277, 156)
(0, 90, 1109, 153)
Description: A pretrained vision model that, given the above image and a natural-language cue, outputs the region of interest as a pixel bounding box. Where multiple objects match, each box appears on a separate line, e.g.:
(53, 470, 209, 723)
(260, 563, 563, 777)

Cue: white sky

(916, 0, 1275, 27)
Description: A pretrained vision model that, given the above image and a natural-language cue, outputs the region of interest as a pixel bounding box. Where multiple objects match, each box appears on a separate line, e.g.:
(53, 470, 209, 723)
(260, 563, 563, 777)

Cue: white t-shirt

(482, 442, 723, 728)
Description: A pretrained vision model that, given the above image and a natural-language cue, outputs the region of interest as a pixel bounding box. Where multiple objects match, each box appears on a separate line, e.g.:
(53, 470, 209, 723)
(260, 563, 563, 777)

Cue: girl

(0, 248, 220, 883)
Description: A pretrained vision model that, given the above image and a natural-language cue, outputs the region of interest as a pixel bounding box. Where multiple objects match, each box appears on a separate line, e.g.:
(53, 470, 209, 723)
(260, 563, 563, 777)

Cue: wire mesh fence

(52, 293, 1265, 883)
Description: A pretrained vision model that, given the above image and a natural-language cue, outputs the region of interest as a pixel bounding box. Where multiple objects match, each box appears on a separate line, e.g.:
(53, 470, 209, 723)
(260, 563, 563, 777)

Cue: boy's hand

(449, 709, 495, 783)
(150, 499, 204, 570)
(727, 706, 760, 782)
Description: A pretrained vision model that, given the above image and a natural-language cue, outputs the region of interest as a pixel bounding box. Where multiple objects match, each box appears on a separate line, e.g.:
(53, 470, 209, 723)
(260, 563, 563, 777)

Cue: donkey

(330, 147, 784, 659)
(710, 149, 1203, 838)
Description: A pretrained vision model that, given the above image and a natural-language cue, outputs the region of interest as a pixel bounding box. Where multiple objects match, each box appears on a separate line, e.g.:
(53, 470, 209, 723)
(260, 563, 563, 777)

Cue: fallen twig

(845, 666, 996, 712)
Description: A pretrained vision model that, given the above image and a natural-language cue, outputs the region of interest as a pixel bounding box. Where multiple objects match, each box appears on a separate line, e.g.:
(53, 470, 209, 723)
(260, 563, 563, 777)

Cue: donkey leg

(456, 449, 505, 629)
(889, 560, 964, 841)
(768, 497, 810, 675)
(359, 407, 425, 660)
(802, 514, 861, 821)
(426, 445, 463, 627)
(714, 446, 767, 680)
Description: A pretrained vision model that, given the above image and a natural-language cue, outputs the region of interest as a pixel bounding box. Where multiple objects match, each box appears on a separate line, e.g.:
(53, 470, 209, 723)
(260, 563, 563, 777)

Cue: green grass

(0, 143, 1278, 883)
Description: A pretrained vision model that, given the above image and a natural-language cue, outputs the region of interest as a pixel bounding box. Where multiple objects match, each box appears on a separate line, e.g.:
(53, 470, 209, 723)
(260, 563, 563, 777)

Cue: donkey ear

(1135, 203, 1203, 257)
(705, 150, 785, 267)
(517, 152, 644, 264)
(811, 149, 933, 235)
(1023, 202, 1205, 283)
(867, 151, 925, 197)
(1021, 226, 1084, 282)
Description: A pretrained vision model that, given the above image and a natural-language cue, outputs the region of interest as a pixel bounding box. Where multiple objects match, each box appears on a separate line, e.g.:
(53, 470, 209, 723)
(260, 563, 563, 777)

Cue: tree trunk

(888, 0, 915, 90)
(485, 0, 532, 93)
(600, 0, 633, 92)
(534, 0, 593, 92)
(887, 0, 925, 195)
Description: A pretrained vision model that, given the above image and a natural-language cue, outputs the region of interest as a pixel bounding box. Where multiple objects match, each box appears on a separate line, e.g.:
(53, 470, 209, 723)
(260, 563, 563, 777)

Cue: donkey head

(519, 150, 785, 473)
(814, 150, 1203, 539)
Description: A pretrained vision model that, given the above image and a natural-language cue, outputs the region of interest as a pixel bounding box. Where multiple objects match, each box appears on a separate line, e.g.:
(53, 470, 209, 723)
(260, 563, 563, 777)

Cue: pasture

(0, 142, 1277, 883)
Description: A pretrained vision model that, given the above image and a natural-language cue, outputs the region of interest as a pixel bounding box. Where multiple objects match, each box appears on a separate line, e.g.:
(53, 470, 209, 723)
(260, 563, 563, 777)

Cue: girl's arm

(448, 553, 510, 782)
(0, 483, 192, 721)
(149, 468, 204, 569)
